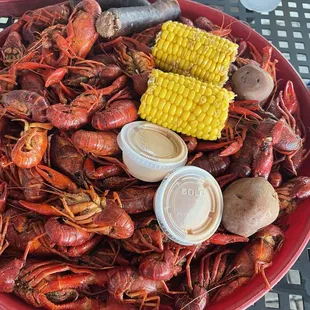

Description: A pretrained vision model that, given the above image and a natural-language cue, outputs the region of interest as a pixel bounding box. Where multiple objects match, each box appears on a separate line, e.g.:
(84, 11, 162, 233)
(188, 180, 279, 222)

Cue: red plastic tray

(0, 1, 309, 309)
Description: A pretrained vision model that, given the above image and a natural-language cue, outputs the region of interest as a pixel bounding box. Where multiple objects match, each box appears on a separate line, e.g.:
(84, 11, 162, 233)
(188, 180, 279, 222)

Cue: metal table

(193, 1, 310, 309)
(0, 1, 309, 309)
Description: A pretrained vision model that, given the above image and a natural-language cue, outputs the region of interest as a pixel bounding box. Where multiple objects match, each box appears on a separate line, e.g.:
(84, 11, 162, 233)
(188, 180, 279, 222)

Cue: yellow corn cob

(152, 21, 238, 87)
(139, 69, 235, 141)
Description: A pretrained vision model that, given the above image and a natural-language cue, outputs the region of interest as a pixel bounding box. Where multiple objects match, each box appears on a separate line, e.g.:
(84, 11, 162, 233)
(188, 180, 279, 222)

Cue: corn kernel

(144, 105, 151, 115)
(169, 105, 176, 116)
(220, 110, 228, 122)
(202, 102, 210, 112)
(184, 124, 191, 133)
(204, 116, 212, 125)
(154, 87, 161, 98)
(156, 110, 163, 119)
(161, 113, 168, 122)
(198, 122, 205, 130)
(197, 113, 205, 122)
(159, 88, 167, 99)
(208, 105, 215, 116)
(184, 101, 192, 111)
(193, 106, 202, 117)
(178, 84, 185, 95)
(150, 109, 157, 118)
(167, 114, 174, 124)
(175, 94, 183, 106)
(182, 110, 190, 121)
(204, 125, 212, 134)
(188, 114, 195, 122)
(163, 102, 170, 113)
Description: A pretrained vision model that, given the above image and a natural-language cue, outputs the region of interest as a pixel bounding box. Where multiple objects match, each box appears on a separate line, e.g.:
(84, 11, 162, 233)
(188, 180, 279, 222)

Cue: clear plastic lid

(117, 121, 188, 170)
(154, 166, 223, 245)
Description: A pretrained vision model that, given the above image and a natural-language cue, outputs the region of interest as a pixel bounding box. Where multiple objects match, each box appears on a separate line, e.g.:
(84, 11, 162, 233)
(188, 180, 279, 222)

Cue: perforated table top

(0, 1, 310, 309)
(193, 2, 310, 309)
(202, 0, 310, 86)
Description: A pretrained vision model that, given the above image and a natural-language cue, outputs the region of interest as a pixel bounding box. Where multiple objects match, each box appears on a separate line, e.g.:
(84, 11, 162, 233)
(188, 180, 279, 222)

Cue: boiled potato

(222, 177, 279, 237)
(231, 64, 274, 102)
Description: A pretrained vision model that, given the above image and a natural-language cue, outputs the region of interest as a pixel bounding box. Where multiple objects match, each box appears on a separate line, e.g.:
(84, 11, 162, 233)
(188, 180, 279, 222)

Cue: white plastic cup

(117, 121, 188, 182)
(240, 0, 281, 13)
(154, 166, 223, 245)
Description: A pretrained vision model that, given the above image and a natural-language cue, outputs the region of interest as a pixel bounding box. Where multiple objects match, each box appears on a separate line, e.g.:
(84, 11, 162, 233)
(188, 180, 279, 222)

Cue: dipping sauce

(154, 166, 223, 245)
(117, 121, 188, 182)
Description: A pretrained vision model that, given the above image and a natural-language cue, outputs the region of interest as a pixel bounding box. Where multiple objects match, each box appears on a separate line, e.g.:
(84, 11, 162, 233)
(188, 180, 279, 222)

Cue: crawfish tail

(190, 151, 231, 177)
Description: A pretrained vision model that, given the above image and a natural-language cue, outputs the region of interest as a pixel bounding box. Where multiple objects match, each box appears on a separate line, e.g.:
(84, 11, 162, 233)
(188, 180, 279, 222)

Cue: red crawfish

(211, 225, 284, 303)
(46, 74, 128, 130)
(84, 157, 125, 180)
(257, 118, 302, 156)
(18, 167, 48, 202)
(99, 175, 137, 190)
(77, 238, 130, 267)
(139, 233, 248, 288)
(0, 258, 177, 309)
(229, 132, 274, 179)
(268, 170, 283, 188)
(35, 165, 78, 193)
(4, 208, 55, 256)
(5, 208, 102, 259)
(175, 249, 236, 310)
(122, 215, 166, 254)
(0, 214, 9, 255)
(21, 3, 70, 43)
(96, 36, 155, 95)
(282, 146, 310, 176)
(92, 100, 139, 131)
(19, 71, 46, 97)
(11, 122, 53, 169)
(67, 0, 102, 58)
(0, 90, 50, 122)
(72, 130, 120, 157)
(194, 16, 234, 40)
(0, 60, 54, 92)
(40, 24, 73, 67)
(276, 176, 310, 217)
(50, 134, 86, 187)
(188, 151, 231, 178)
(179, 16, 195, 27)
(102, 267, 184, 308)
(117, 187, 156, 214)
(46, 91, 103, 131)
(0, 182, 7, 214)
(44, 217, 99, 248)
(20, 186, 135, 239)
(61, 61, 123, 89)
(180, 134, 198, 153)
(131, 24, 162, 47)
(0, 31, 25, 67)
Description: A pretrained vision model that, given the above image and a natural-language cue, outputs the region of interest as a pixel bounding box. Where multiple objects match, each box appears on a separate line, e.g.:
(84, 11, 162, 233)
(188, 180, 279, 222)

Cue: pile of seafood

(0, 0, 309, 309)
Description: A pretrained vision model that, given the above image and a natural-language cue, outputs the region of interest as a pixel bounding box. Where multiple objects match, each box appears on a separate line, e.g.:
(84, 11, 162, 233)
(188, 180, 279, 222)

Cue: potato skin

(231, 64, 274, 102)
(222, 177, 279, 237)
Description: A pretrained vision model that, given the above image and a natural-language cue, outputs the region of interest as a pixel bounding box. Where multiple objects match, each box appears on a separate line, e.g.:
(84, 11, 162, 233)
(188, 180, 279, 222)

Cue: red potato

(222, 177, 280, 237)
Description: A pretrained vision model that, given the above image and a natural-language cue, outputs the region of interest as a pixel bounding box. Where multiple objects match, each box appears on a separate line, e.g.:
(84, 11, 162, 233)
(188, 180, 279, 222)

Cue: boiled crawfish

(20, 186, 135, 239)
(276, 176, 310, 216)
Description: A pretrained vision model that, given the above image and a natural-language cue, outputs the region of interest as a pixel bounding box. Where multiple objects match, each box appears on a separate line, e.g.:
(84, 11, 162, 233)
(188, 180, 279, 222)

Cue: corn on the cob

(139, 69, 235, 141)
(152, 21, 238, 86)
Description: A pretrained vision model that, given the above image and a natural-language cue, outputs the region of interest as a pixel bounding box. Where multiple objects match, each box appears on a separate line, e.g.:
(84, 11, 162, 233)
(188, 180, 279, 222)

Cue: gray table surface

(192, 2, 310, 309)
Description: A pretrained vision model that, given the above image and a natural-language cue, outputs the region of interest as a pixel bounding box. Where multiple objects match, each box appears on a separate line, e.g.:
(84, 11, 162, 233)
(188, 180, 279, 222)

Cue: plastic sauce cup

(154, 166, 223, 245)
(117, 121, 188, 182)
